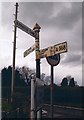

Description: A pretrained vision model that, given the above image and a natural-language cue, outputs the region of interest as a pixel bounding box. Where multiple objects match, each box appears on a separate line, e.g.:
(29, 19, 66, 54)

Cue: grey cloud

(18, 2, 82, 30)
(1, 2, 14, 28)
(2, 2, 82, 30)
(52, 2, 82, 30)
(61, 52, 82, 66)
(0, 56, 12, 71)
(18, 2, 54, 26)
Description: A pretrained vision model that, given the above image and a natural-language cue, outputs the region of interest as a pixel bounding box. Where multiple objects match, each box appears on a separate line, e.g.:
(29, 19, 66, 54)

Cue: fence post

(31, 74, 36, 119)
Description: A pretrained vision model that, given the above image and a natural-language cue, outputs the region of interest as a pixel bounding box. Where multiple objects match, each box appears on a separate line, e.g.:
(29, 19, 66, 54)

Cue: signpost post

(33, 23, 42, 119)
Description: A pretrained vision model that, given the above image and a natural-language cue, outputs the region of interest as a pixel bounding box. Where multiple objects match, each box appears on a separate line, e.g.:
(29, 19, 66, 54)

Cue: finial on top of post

(15, 2, 19, 7)
(33, 23, 41, 30)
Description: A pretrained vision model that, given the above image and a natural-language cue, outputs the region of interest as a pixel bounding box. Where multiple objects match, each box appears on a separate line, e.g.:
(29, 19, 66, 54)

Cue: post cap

(15, 2, 18, 6)
(33, 23, 41, 30)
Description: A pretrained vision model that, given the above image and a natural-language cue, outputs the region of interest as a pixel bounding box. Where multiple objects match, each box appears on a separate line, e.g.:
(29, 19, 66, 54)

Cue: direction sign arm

(15, 20, 36, 38)
(24, 44, 35, 57)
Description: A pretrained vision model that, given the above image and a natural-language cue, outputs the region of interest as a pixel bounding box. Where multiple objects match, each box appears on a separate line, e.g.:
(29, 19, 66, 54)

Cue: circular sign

(46, 54, 60, 66)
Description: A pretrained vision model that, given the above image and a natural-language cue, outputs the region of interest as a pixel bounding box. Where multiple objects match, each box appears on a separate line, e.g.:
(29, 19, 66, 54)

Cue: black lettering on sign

(59, 44, 66, 51)
(16, 20, 35, 37)
(50, 46, 54, 55)
(54, 45, 59, 52)
(41, 48, 48, 54)
(63, 45, 66, 50)
(55, 47, 58, 51)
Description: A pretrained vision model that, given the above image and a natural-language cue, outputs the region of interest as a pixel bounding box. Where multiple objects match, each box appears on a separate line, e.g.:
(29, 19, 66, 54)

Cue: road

(42, 104, 84, 119)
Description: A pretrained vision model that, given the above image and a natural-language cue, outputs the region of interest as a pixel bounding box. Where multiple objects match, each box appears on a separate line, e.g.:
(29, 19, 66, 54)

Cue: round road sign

(46, 54, 60, 66)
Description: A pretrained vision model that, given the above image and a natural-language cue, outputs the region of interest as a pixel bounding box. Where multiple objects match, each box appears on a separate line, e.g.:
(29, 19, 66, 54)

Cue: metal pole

(51, 65, 53, 119)
(11, 2, 18, 103)
(31, 74, 35, 119)
(33, 23, 41, 119)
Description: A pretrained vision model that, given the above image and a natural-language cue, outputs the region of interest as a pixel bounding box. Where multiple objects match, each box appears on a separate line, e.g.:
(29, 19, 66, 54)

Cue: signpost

(13, 3, 68, 119)
(15, 20, 36, 38)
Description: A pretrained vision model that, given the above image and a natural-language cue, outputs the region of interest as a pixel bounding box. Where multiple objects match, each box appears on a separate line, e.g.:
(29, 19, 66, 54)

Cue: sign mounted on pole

(36, 41, 67, 59)
(46, 54, 60, 66)
(24, 44, 35, 57)
(15, 20, 36, 38)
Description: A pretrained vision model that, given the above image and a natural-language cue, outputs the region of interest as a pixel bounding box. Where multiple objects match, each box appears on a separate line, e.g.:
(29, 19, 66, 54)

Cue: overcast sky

(0, 1, 83, 86)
